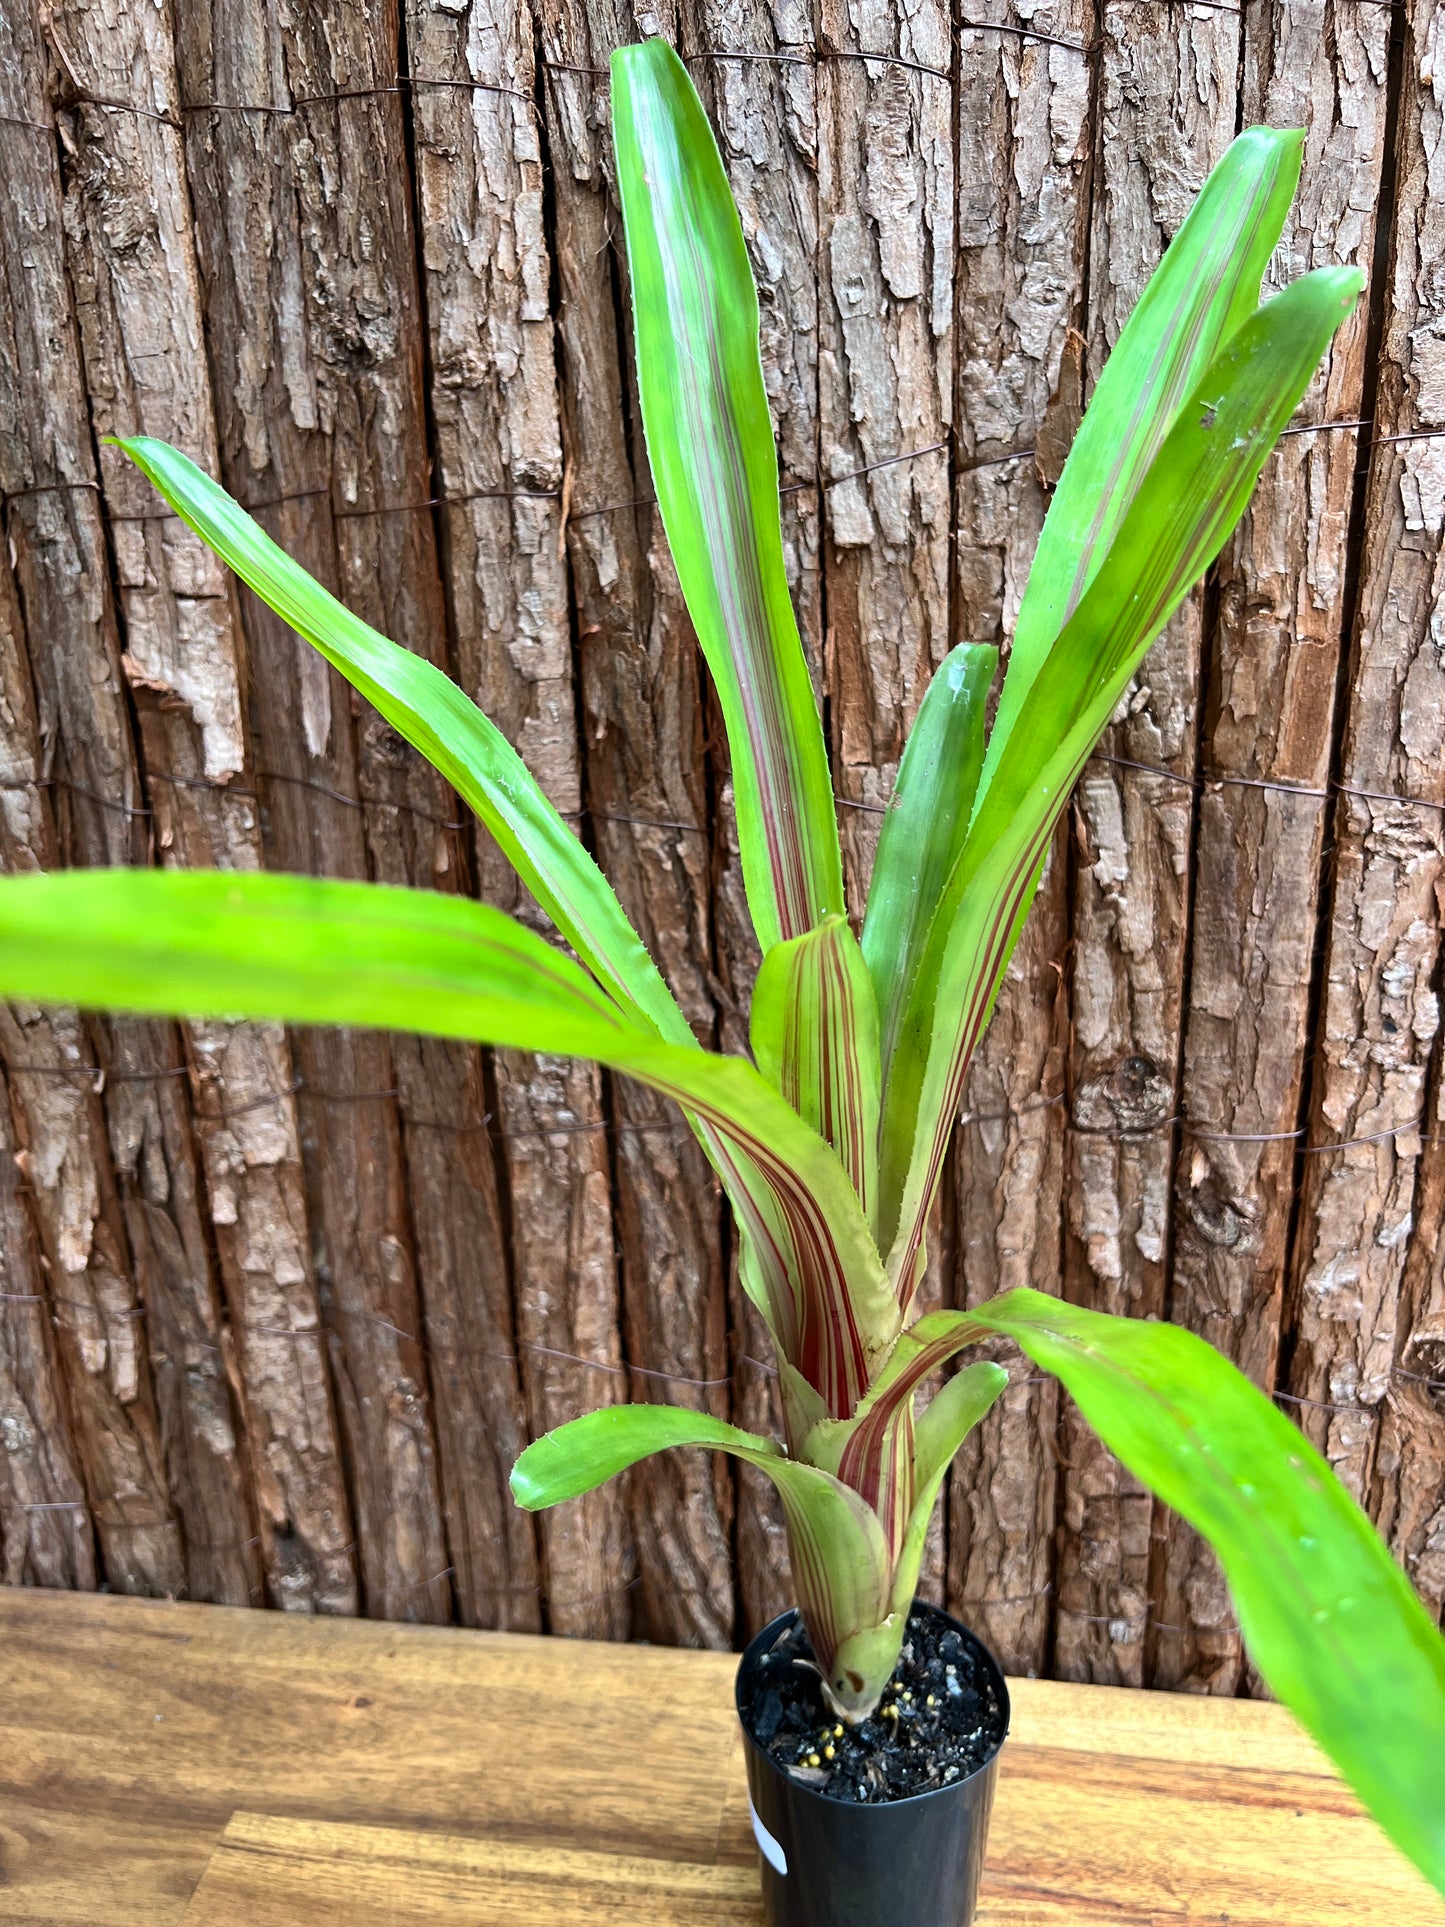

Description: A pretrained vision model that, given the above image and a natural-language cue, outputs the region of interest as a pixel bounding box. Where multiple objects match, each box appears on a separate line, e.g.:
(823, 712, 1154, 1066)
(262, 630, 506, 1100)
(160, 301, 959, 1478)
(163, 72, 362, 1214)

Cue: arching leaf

(879, 266, 1363, 1287)
(115, 435, 694, 1046)
(981, 125, 1304, 787)
(968, 1290, 1445, 1900)
(0, 866, 898, 1416)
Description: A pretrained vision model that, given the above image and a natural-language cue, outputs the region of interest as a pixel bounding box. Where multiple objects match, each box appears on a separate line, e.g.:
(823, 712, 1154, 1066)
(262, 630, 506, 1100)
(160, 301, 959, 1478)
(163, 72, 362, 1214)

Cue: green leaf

(879, 265, 1363, 1287)
(966, 1291, 1445, 1899)
(512, 1403, 894, 1719)
(911, 1359, 1010, 1499)
(611, 38, 844, 953)
(888, 1360, 1008, 1621)
(511, 1402, 783, 1508)
(982, 125, 1304, 787)
(0, 865, 897, 1420)
(863, 644, 996, 1100)
(114, 435, 694, 1047)
(751, 913, 881, 1222)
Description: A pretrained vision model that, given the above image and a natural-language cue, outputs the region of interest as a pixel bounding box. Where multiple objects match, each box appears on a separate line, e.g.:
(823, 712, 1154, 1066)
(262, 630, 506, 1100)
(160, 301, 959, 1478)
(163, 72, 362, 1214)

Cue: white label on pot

(749, 1799, 788, 1878)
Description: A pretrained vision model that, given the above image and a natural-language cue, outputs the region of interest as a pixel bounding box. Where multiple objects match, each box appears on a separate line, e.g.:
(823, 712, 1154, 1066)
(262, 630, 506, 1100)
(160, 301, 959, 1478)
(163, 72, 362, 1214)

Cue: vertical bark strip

(1056, 5, 1239, 1686)
(394, 0, 557, 1638)
(946, 0, 1091, 1676)
(49, 0, 363, 1615)
(1381, 1114, 1445, 1625)
(0, 3, 184, 1599)
(0, 559, 95, 1592)
(817, 0, 954, 912)
(1286, 0, 1445, 1546)
(407, 0, 631, 1641)
(0, 1066, 95, 1589)
(0, 541, 94, 1591)
(175, 0, 460, 1625)
(1155, 0, 1393, 1693)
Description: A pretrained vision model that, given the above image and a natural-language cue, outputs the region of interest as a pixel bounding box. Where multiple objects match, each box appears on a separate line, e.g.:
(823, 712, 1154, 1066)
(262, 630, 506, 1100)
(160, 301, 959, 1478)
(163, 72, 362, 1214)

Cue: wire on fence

(8, 1034, 1445, 1162)
(4, 413, 1440, 550)
(12, 1264, 1437, 1410)
(1085, 746, 1445, 819)
(15, 734, 1445, 847)
(2, 431, 952, 538)
(4, 29, 1106, 169)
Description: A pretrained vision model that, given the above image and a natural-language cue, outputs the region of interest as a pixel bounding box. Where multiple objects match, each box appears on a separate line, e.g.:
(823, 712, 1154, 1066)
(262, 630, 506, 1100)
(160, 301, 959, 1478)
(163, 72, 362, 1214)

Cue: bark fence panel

(0, 0, 1440, 1669)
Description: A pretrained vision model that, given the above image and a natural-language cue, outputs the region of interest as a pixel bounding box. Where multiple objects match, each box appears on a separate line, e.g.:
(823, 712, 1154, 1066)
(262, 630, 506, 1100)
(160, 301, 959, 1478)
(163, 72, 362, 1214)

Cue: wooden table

(1, 1588, 1440, 1925)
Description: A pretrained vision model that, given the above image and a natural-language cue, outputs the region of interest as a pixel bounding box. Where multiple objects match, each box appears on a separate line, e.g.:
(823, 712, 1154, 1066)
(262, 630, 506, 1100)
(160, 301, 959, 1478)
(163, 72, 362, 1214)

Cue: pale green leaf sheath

(967, 1293, 1445, 1898)
(511, 1376, 1006, 1726)
(513, 1405, 895, 1722)
(612, 38, 844, 952)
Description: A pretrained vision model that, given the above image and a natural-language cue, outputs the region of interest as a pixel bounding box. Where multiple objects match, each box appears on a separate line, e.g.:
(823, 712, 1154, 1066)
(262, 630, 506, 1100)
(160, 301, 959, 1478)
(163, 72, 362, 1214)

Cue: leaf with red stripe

(751, 913, 881, 1224)
(116, 436, 694, 1047)
(981, 126, 1304, 791)
(836, 1313, 1006, 1559)
(612, 38, 845, 954)
(966, 1290, 1445, 1898)
(888, 1357, 1008, 1624)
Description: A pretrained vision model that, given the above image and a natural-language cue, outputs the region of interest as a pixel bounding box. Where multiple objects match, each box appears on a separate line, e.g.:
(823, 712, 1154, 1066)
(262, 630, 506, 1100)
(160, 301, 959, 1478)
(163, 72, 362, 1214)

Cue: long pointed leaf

(981, 125, 1303, 787)
(0, 866, 898, 1414)
(879, 266, 1362, 1284)
(512, 1403, 894, 1715)
(612, 38, 844, 952)
(751, 914, 881, 1221)
(967, 1290, 1445, 1899)
(863, 644, 996, 1095)
(115, 435, 694, 1046)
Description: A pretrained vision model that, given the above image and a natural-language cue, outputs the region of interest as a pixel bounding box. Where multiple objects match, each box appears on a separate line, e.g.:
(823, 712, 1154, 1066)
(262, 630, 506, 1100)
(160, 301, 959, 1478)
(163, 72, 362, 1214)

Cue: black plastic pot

(736, 1602, 1009, 1927)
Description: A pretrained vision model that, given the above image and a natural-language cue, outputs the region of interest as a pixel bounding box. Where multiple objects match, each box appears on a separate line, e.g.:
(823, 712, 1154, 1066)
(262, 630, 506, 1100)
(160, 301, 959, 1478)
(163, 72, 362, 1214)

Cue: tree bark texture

(1, 0, 1441, 1675)
(1286, 0, 1445, 1616)
(1153, 0, 1394, 1696)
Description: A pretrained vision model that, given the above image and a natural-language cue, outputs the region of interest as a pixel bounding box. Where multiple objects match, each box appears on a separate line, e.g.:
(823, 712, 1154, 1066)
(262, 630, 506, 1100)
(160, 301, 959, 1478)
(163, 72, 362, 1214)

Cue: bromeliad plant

(0, 35, 1441, 1889)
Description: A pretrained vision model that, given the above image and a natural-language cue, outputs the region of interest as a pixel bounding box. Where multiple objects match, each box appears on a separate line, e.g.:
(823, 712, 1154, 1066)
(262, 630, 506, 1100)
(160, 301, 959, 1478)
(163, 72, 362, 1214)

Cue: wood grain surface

(182, 1816, 762, 1927)
(2, 1589, 1439, 1927)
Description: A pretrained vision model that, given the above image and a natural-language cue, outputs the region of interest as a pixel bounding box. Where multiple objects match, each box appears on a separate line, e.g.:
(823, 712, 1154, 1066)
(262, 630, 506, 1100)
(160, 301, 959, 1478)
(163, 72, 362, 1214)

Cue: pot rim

(735, 1598, 1011, 1813)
